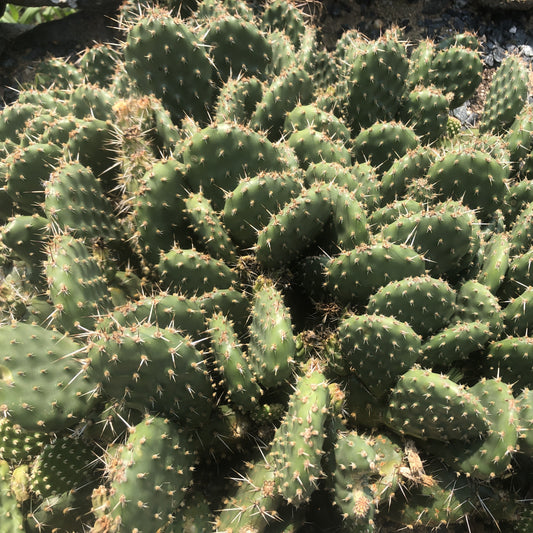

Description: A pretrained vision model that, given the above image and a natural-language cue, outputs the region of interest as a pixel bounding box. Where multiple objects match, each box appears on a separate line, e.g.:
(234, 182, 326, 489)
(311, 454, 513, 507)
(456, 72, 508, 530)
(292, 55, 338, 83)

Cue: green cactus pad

(83, 401, 144, 445)
(16, 88, 69, 115)
(95, 416, 195, 532)
(325, 241, 425, 306)
(427, 378, 518, 480)
(174, 487, 215, 532)
(205, 14, 272, 84)
(0, 418, 48, 465)
(194, 0, 254, 20)
(367, 275, 457, 339)
(420, 320, 492, 368)
(248, 276, 295, 389)
(30, 436, 96, 498)
(6, 143, 62, 215)
(427, 147, 509, 220)
(195, 286, 250, 336)
(305, 162, 380, 210)
(157, 246, 238, 296)
(319, 182, 369, 252)
(44, 234, 113, 333)
(123, 7, 214, 123)
(68, 83, 115, 121)
(452, 279, 503, 337)
(182, 122, 288, 211)
(503, 179, 533, 227)
(406, 38, 436, 88)
(86, 324, 214, 424)
(437, 31, 481, 51)
(517, 388, 533, 455)
(209, 312, 262, 412)
(288, 126, 352, 169)
(223, 170, 303, 249)
(379, 145, 435, 205)
(0, 460, 25, 532)
(261, 0, 307, 50)
(387, 460, 500, 528)
(352, 120, 418, 175)
(44, 161, 119, 243)
(477, 232, 510, 293)
(121, 291, 204, 333)
(504, 287, 533, 336)
(400, 84, 449, 144)
(215, 75, 263, 124)
(381, 200, 480, 279)
(0, 103, 40, 144)
(386, 367, 490, 442)
(26, 484, 94, 533)
(32, 57, 83, 91)
(270, 359, 330, 506)
(485, 337, 533, 391)
(250, 66, 313, 141)
(330, 430, 378, 530)
(38, 114, 79, 147)
(506, 103, 533, 175)
(429, 45, 482, 108)
(65, 117, 117, 186)
(0, 214, 49, 284)
(183, 189, 237, 264)
(338, 313, 422, 398)
(500, 247, 533, 299)
(125, 159, 190, 265)
(215, 456, 281, 532)
(266, 29, 298, 75)
(479, 54, 529, 135)
(345, 27, 409, 131)
(509, 202, 533, 255)
(255, 182, 333, 269)
(284, 104, 351, 145)
(313, 49, 340, 93)
(368, 199, 424, 229)
(0, 322, 94, 432)
(77, 43, 120, 87)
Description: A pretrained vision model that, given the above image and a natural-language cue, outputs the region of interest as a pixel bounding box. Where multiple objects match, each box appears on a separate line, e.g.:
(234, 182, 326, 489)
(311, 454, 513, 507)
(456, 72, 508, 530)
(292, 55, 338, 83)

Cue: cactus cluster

(0, 0, 533, 530)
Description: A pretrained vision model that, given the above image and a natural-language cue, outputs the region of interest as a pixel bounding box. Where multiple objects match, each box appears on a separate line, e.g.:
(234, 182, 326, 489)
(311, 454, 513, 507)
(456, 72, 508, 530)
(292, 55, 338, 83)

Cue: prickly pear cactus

(386, 367, 490, 442)
(0, 321, 95, 432)
(248, 276, 296, 389)
(93, 416, 196, 532)
(0, 1, 532, 530)
(122, 6, 215, 123)
(479, 54, 529, 134)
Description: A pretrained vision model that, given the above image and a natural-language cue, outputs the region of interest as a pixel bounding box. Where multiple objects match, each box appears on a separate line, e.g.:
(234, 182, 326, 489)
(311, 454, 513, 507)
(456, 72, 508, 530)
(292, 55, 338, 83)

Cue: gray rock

(484, 52, 495, 67)
(492, 45, 507, 63)
(452, 103, 478, 127)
